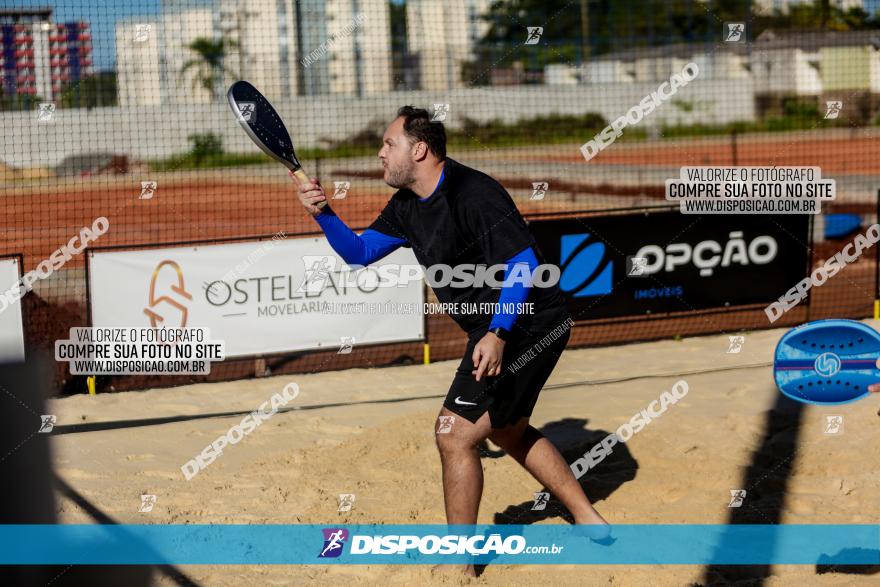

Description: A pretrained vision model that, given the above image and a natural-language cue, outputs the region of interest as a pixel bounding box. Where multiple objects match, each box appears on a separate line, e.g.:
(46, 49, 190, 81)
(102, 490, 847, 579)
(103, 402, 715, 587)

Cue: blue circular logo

(814, 352, 841, 377)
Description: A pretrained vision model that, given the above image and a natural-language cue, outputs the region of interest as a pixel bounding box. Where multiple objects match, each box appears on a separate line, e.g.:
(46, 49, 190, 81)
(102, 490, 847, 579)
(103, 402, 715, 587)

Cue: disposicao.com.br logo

(317, 528, 561, 558)
(318, 528, 349, 558)
(297, 257, 562, 291)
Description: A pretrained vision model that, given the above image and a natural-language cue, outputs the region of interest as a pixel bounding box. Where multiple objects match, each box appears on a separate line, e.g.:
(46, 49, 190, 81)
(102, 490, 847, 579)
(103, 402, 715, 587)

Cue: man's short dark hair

(397, 105, 446, 160)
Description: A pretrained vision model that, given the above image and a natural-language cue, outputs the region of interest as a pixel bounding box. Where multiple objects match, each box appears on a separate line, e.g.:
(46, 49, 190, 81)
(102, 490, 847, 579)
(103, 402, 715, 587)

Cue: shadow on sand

(468, 417, 639, 576)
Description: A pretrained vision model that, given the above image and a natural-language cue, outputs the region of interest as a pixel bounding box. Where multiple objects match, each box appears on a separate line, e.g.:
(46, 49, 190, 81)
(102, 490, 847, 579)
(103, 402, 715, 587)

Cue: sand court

(42, 321, 880, 585)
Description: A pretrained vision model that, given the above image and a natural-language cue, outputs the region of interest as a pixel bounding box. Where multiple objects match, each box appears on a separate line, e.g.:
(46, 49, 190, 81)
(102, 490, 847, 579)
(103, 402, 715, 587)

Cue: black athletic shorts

(443, 318, 572, 429)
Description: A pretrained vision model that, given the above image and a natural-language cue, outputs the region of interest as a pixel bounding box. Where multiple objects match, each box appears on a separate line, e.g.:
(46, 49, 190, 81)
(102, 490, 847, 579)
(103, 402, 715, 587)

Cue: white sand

(49, 322, 880, 586)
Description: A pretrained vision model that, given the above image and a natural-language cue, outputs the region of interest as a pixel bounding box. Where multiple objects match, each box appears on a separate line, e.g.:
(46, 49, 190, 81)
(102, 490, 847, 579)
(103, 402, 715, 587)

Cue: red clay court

(554, 133, 880, 175)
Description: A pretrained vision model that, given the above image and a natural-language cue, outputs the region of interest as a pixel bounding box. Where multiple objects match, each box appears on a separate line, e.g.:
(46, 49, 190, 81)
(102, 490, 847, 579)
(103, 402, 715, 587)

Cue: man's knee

(435, 430, 469, 454)
(434, 412, 485, 454)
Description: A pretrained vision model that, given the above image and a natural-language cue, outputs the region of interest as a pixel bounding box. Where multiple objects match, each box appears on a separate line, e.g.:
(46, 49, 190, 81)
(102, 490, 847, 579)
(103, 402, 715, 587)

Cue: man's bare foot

(574, 509, 612, 541)
(431, 563, 476, 577)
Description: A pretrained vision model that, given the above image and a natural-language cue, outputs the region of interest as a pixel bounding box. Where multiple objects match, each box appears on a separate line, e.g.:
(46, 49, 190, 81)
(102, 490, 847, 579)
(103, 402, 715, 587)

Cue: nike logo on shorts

(454, 396, 477, 406)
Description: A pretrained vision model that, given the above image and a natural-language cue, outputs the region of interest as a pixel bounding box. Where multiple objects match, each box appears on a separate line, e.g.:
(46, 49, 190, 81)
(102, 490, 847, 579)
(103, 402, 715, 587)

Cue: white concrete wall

(753, 48, 821, 95)
(585, 61, 634, 84)
(545, 64, 579, 85)
(633, 57, 690, 82)
(870, 50, 880, 93)
(687, 53, 750, 80)
(1, 78, 756, 168)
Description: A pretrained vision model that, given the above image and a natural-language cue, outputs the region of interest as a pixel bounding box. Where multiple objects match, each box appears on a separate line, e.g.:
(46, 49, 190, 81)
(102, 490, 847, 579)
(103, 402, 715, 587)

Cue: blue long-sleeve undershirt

(488, 247, 538, 332)
(314, 208, 407, 266)
(313, 208, 536, 333)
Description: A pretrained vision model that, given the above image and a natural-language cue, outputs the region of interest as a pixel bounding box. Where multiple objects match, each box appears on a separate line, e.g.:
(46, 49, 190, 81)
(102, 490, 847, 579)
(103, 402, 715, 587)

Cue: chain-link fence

(2, 0, 880, 394)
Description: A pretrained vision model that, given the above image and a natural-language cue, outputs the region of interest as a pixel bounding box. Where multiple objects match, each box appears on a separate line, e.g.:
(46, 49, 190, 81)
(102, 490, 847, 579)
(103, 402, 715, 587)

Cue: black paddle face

(227, 80, 301, 171)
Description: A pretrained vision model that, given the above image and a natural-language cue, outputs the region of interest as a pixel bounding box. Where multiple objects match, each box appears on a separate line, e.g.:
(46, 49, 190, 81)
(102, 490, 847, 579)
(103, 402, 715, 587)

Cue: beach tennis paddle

(773, 319, 880, 405)
(226, 80, 326, 208)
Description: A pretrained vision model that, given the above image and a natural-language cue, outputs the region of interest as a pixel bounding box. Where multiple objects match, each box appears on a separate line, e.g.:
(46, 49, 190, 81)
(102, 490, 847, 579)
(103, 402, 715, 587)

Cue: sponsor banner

(530, 212, 809, 319)
(0, 258, 25, 362)
(1, 524, 876, 564)
(88, 238, 424, 358)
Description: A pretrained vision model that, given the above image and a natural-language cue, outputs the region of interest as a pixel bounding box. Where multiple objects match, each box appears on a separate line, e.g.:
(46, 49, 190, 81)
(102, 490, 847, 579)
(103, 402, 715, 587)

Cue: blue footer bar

(1, 524, 878, 565)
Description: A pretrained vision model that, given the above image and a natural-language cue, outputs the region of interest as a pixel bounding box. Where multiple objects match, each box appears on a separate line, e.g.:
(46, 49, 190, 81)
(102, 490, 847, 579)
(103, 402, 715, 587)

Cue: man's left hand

(472, 332, 506, 381)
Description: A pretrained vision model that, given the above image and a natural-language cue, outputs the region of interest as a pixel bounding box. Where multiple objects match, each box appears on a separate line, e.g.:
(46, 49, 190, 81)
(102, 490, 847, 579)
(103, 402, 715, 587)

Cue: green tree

(0, 93, 45, 112)
(187, 132, 224, 166)
(772, 0, 876, 30)
(59, 71, 118, 109)
(477, 0, 877, 64)
(180, 37, 239, 100)
(478, 0, 728, 59)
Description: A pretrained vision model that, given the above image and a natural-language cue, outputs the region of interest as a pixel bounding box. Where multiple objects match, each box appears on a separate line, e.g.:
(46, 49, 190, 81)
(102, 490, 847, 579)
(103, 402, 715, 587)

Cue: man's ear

(412, 141, 428, 162)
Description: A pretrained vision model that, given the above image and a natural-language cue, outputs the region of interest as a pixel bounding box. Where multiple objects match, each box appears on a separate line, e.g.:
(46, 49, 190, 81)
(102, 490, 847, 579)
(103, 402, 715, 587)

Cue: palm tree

(179, 37, 239, 101)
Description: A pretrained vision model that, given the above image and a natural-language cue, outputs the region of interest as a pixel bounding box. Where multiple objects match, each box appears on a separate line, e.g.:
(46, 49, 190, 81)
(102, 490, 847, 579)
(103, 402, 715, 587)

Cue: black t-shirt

(367, 158, 568, 337)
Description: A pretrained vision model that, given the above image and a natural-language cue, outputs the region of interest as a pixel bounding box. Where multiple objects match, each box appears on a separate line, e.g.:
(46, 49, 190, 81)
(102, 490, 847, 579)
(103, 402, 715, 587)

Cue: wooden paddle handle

(292, 168, 327, 209)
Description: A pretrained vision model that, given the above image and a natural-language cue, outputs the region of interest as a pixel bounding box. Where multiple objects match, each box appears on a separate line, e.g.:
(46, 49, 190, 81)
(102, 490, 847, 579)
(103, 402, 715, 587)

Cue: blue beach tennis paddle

(773, 319, 879, 405)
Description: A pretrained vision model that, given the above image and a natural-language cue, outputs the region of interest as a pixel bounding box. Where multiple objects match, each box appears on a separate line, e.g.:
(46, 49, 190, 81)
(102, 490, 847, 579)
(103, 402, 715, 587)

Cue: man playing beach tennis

(292, 106, 608, 572)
